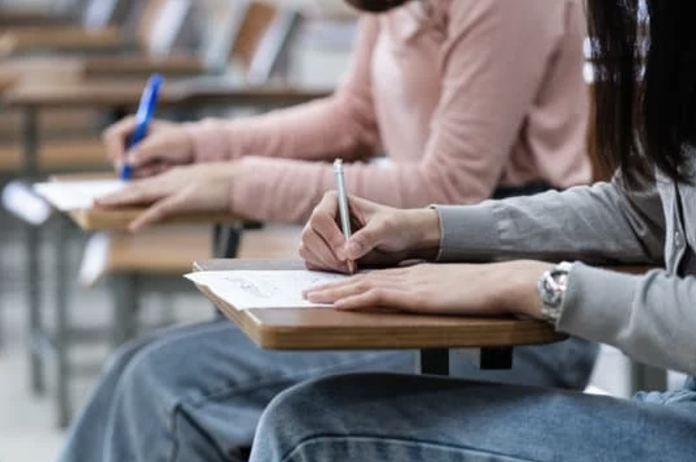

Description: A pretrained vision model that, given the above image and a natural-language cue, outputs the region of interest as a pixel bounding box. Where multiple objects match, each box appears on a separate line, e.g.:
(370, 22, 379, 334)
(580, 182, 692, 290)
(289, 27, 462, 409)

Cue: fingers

(132, 160, 174, 178)
(304, 269, 410, 310)
(128, 193, 185, 232)
(95, 178, 164, 208)
(298, 234, 345, 273)
(126, 133, 175, 169)
(299, 192, 347, 271)
(104, 118, 137, 174)
(344, 217, 390, 261)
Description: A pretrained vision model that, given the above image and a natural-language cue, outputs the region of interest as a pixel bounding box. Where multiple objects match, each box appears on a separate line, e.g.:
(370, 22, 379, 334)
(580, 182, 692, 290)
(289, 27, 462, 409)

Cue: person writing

(247, 1, 696, 460)
(59, 1, 596, 461)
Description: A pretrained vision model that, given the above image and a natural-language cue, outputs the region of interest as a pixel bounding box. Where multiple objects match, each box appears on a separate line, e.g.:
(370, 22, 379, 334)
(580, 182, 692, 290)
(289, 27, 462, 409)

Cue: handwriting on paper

(185, 270, 348, 310)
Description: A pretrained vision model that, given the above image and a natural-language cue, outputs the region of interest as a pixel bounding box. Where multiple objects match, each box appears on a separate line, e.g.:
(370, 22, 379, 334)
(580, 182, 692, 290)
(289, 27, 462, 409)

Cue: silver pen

(333, 159, 356, 273)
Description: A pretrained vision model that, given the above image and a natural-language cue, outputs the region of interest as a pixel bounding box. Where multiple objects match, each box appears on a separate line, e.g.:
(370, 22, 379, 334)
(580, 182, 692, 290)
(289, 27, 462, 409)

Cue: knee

(101, 335, 155, 380)
(257, 373, 395, 441)
(252, 375, 347, 461)
(114, 336, 190, 411)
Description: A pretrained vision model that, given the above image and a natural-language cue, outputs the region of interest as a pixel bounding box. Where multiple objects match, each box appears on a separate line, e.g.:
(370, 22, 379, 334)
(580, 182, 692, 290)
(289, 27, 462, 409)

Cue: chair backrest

(81, 0, 136, 29)
(203, 0, 302, 82)
(137, 0, 196, 56)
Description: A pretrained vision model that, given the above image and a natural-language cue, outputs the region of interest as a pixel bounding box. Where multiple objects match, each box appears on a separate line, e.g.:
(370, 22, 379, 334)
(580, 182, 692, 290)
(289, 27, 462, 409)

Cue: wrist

(497, 260, 552, 319)
(405, 208, 441, 261)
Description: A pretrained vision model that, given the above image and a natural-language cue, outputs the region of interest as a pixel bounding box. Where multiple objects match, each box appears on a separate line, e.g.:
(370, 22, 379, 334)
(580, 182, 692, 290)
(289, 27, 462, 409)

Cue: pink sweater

(189, 0, 591, 223)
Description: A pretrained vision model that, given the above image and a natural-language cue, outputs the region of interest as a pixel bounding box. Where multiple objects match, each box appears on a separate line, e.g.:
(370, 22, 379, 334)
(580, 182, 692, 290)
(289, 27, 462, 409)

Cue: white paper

(185, 270, 348, 310)
(34, 180, 126, 211)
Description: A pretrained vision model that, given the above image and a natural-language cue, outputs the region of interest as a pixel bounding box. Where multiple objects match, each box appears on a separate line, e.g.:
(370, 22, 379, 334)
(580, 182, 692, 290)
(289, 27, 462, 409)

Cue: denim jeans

(58, 318, 596, 462)
(250, 373, 696, 462)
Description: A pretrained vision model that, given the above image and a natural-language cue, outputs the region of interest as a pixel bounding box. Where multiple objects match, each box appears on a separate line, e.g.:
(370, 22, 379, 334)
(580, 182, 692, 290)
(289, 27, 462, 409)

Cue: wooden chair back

(81, 0, 136, 30)
(203, 0, 302, 81)
(135, 0, 195, 56)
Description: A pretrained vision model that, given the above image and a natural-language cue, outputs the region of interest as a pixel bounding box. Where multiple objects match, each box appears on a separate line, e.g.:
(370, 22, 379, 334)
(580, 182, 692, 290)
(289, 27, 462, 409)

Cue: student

(247, 1, 696, 461)
(59, 1, 596, 461)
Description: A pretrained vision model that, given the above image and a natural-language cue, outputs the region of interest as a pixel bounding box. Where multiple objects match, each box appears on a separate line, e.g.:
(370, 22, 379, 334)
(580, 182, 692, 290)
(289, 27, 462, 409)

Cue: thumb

(344, 218, 389, 261)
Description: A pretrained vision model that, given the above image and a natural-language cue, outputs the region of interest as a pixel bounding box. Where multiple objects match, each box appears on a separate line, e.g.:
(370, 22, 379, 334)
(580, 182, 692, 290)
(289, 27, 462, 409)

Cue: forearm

(228, 154, 506, 224)
(434, 179, 666, 265)
(187, 94, 378, 164)
(560, 263, 696, 377)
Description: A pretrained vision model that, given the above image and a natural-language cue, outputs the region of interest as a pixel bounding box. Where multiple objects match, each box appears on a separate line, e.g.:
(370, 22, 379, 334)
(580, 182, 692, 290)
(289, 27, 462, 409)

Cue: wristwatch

(537, 261, 573, 325)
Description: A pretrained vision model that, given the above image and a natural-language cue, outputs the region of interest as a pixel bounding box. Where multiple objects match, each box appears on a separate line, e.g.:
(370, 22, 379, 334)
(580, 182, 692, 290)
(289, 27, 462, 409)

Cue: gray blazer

(434, 161, 695, 377)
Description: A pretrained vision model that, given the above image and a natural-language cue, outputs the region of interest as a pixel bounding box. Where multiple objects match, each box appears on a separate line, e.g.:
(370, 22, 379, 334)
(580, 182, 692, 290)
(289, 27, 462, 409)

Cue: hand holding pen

(119, 74, 164, 181)
(299, 189, 442, 274)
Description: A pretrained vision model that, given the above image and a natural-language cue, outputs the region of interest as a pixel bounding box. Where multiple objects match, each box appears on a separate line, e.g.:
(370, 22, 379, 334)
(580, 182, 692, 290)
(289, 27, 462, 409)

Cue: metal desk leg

(480, 347, 513, 370)
(213, 223, 244, 258)
(54, 215, 71, 427)
(23, 107, 45, 395)
(417, 349, 450, 375)
(110, 273, 139, 347)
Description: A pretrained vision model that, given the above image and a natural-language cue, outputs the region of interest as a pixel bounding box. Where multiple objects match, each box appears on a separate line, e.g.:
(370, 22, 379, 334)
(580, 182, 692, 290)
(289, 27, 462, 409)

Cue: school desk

(3, 78, 330, 401)
(192, 258, 569, 375)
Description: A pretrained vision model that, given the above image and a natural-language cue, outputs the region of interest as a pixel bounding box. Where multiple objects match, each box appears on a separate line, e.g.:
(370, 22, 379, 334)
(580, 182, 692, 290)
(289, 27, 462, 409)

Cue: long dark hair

(588, 0, 696, 183)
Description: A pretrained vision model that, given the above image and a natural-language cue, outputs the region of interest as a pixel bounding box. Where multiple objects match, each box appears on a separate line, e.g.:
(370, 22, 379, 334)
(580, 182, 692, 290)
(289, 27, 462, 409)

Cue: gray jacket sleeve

(434, 175, 696, 377)
(435, 173, 665, 264)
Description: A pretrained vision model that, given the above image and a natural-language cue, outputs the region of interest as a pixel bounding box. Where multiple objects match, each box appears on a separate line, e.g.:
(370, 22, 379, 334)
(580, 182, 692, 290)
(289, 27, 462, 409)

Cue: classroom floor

(0, 212, 214, 462)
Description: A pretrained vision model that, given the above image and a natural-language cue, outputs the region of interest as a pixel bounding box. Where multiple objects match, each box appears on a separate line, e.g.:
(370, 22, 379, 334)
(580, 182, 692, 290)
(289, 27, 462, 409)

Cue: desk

(2, 80, 330, 396)
(0, 25, 122, 54)
(193, 259, 569, 375)
(50, 173, 243, 231)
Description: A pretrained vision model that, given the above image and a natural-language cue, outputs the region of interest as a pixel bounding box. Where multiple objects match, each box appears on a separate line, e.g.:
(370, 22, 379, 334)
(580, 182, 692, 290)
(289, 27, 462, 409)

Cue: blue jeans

(57, 318, 597, 462)
(250, 373, 696, 462)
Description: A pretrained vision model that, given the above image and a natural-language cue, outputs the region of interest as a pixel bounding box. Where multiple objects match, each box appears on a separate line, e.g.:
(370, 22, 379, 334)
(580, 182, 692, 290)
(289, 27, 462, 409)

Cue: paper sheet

(185, 270, 348, 310)
(34, 180, 126, 211)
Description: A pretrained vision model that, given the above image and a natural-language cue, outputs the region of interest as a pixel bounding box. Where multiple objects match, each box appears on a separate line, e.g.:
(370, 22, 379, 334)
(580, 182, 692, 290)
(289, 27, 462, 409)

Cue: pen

(333, 159, 356, 274)
(119, 74, 164, 181)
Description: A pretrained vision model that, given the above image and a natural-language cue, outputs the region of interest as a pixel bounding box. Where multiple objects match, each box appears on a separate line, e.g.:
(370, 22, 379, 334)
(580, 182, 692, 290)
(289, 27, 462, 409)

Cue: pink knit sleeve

(188, 18, 381, 164)
(227, 0, 574, 224)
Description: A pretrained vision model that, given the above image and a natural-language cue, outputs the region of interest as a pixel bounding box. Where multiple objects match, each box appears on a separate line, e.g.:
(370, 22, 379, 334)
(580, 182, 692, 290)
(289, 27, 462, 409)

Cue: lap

(110, 317, 597, 398)
(254, 373, 696, 462)
(114, 319, 415, 402)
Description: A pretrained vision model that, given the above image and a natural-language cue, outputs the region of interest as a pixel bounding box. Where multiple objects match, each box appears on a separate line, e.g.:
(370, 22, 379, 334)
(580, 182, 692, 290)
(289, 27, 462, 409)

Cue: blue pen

(119, 74, 164, 180)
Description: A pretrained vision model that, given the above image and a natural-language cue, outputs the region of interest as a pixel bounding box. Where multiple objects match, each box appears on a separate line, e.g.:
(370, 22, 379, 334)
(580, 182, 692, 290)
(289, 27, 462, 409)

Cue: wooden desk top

(50, 173, 243, 231)
(0, 25, 122, 53)
(4, 79, 333, 109)
(193, 259, 568, 351)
